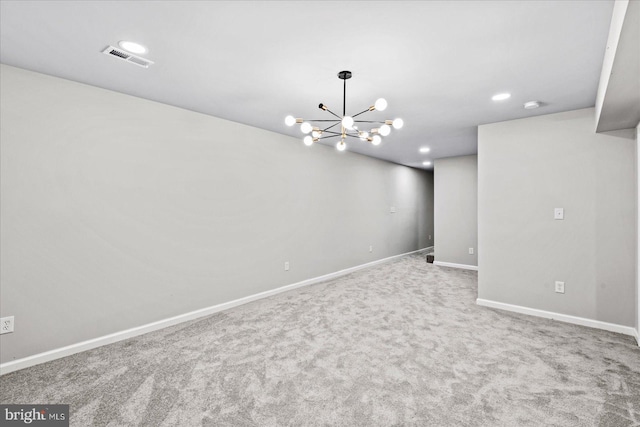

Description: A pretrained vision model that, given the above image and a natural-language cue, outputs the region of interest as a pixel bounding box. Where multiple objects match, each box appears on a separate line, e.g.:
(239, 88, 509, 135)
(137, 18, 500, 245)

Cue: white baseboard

(476, 298, 638, 340)
(433, 261, 478, 271)
(424, 246, 434, 252)
(0, 247, 430, 375)
(634, 328, 640, 346)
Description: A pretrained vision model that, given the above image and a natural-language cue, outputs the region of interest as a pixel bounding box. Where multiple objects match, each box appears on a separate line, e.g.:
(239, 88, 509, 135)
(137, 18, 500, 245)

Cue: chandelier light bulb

(342, 116, 354, 130)
(285, 115, 296, 126)
(337, 141, 347, 151)
(371, 135, 382, 146)
(374, 98, 388, 111)
(312, 130, 322, 138)
(379, 124, 391, 136)
(303, 136, 314, 146)
(300, 122, 313, 134)
(392, 118, 404, 129)
(359, 131, 369, 140)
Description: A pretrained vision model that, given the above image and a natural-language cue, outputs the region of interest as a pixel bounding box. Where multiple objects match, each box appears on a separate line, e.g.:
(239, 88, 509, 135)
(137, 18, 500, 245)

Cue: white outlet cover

(554, 208, 564, 220)
(555, 281, 565, 293)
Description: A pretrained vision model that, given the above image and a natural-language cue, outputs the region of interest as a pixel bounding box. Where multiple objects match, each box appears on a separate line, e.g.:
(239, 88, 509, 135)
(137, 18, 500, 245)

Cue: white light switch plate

(554, 208, 564, 220)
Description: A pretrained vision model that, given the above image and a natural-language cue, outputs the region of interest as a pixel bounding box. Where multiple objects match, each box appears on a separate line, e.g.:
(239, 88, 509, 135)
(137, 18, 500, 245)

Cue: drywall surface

(478, 108, 636, 327)
(434, 156, 478, 266)
(595, 0, 629, 130)
(418, 172, 435, 250)
(637, 123, 640, 336)
(0, 65, 432, 363)
(595, 0, 640, 132)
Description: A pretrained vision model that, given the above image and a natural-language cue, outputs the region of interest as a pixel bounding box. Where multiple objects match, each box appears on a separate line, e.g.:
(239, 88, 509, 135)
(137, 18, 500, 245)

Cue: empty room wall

(434, 155, 478, 267)
(478, 108, 636, 328)
(0, 64, 432, 364)
(419, 172, 435, 250)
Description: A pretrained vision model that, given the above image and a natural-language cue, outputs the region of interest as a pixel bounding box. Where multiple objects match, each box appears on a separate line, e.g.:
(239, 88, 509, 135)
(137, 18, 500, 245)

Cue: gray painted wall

(420, 172, 435, 250)
(637, 123, 639, 335)
(434, 155, 478, 266)
(478, 108, 636, 327)
(0, 65, 433, 363)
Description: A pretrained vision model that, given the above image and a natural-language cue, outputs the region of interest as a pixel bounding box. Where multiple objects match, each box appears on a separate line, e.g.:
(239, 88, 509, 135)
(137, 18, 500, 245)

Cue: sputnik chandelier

(285, 70, 403, 151)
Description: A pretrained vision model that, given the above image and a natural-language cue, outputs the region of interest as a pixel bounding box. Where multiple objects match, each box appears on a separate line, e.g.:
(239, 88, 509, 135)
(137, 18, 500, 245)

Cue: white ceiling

(0, 0, 615, 169)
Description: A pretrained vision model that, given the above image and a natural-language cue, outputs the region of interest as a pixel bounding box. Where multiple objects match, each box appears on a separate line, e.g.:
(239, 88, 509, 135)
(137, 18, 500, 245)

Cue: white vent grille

(102, 46, 153, 68)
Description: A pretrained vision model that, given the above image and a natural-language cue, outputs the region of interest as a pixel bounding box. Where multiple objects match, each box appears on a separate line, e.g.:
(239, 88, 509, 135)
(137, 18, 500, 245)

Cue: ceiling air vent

(102, 46, 154, 68)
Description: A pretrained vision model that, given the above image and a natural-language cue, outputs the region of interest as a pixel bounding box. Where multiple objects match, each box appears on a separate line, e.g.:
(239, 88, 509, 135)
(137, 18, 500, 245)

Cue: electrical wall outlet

(390, 206, 396, 213)
(284, 261, 289, 271)
(468, 248, 474, 255)
(429, 235, 431, 240)
(369, 245, 373, 253)
(555, 281, 565, 294)
(554, 208, 564, 220)
(0, 316, 14, 334)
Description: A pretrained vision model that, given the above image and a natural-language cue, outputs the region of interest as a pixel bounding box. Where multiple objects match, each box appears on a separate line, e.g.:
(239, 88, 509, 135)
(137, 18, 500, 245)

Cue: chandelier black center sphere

(285, 71, 403, 151)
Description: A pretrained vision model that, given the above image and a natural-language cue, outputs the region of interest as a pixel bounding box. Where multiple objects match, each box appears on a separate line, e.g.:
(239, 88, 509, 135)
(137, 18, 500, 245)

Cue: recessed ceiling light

(419, 147, 431, 153)
(524, 101, 541, 109)
(118, 41, 147, 54)
(423, 161, 432, 166)
(492, 93, 511, 101)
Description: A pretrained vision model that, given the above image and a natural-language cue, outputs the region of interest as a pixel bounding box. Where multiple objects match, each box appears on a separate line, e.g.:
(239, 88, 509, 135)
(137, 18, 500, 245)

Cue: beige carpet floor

(1, 252, 639, 426)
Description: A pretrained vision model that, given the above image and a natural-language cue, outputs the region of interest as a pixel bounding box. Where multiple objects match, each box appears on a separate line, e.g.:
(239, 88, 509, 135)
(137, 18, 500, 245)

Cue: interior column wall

(478, 108, 636, 327)
(434, 155, 478, 267)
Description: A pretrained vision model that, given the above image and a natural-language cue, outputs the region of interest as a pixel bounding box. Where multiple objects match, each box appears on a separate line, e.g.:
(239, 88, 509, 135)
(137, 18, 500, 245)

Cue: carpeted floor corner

(1, 253, 639, 426)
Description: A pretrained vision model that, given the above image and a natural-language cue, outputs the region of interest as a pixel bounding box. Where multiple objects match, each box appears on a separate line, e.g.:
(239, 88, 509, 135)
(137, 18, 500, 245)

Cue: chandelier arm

(345, 134, 364, 140)
(322, 130, 344, 136)
(323, 108, 342, 120)
(322, 123, 340, 132)
(306, 119, 341, 122)
(352, 108, 372, 118)
(354, 120, 387, 124)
